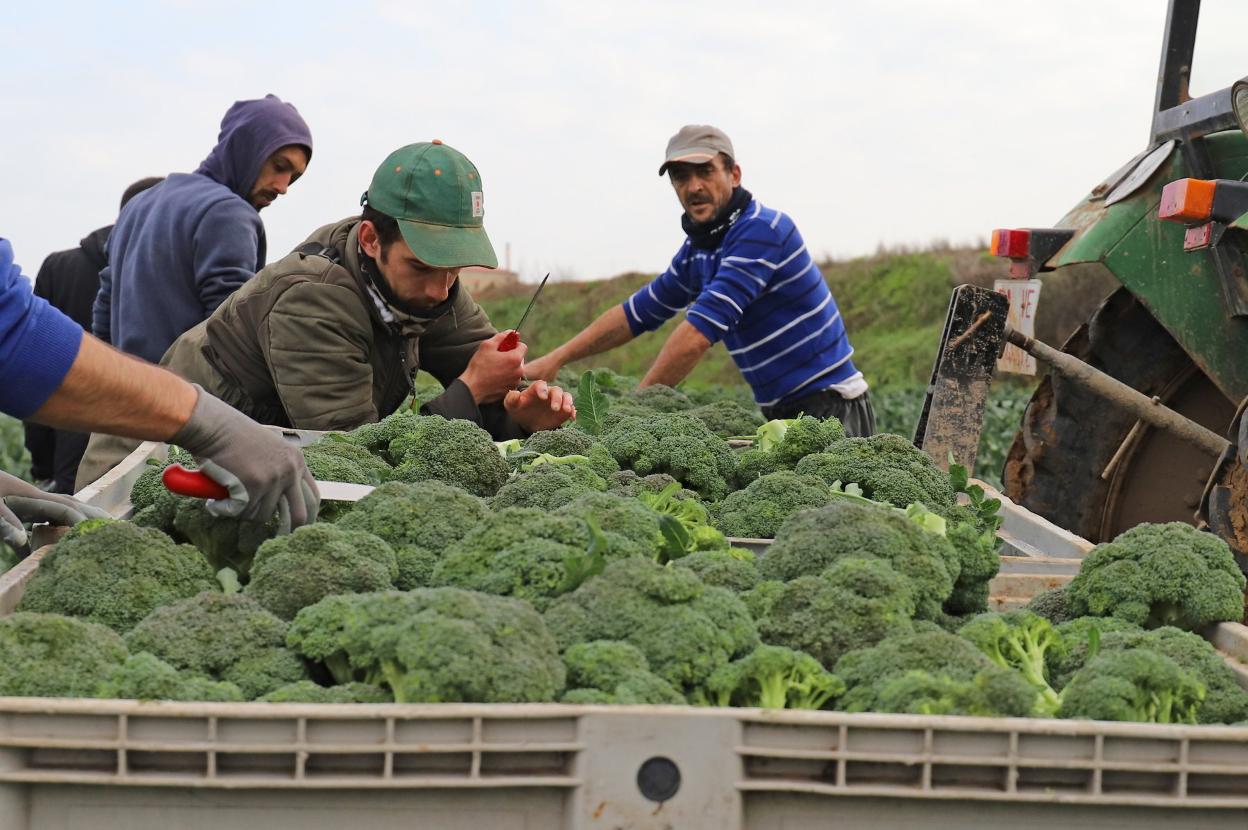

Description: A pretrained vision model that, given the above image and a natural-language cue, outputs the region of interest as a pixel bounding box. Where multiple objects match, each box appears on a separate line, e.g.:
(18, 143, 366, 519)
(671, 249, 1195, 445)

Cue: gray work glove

(172, 386, 319, 533)
(0, 472, 112, 550)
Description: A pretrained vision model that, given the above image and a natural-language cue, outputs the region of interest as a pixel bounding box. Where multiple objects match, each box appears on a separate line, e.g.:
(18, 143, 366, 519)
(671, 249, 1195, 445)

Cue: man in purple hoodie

(93, 94, 313, 364)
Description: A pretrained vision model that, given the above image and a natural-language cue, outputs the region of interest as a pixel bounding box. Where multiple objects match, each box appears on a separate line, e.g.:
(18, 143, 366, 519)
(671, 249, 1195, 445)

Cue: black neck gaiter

(682, 186, 753, 250)
(359, 248, 459, 321)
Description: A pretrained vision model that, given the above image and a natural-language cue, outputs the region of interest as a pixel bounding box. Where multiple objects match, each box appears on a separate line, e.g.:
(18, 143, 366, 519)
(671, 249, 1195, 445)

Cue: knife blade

(162, 465, 375, 503)
(498, 273, 550, 352)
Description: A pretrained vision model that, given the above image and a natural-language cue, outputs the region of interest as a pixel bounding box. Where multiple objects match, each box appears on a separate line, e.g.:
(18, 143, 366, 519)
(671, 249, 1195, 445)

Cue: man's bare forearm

(640, 321, 711, 388)
(549, 305, 635, 365)
(29, 332, 198, 440)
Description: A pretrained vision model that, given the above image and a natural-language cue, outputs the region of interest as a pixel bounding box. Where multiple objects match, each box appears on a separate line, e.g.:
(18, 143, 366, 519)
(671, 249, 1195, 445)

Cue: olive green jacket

(161, 216, 521, 436)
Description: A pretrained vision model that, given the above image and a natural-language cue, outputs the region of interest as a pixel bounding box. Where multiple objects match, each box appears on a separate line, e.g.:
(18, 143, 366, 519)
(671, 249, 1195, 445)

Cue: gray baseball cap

(658, 124, 735, 175)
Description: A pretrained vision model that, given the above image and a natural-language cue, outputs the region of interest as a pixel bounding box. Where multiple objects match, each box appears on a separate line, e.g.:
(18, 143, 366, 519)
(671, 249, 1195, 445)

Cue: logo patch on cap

(471, 192, 484, 218)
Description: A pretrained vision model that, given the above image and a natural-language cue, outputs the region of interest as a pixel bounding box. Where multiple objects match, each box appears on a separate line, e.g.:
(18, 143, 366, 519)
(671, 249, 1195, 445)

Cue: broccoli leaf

(657, 514, 692, 564)
(575, 371, 610, 436)
(559, 518, 609, 593)
(755, 419, 791, 453)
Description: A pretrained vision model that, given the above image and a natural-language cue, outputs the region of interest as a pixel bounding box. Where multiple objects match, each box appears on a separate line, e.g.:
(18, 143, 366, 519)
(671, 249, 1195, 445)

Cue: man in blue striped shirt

(525, 125, 874, 436)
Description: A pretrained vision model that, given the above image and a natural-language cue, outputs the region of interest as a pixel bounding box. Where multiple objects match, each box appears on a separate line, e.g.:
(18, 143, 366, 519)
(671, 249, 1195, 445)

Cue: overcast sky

(4, 1, 1248, 283)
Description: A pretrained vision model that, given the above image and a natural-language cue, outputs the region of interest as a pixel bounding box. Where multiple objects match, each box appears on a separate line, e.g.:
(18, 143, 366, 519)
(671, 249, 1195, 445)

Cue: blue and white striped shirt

(623, 199, 865, 407)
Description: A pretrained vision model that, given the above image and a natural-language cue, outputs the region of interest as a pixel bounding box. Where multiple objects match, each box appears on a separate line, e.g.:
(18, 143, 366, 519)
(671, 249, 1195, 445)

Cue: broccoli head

(555, 490, 666, 560)
(336, 480, 486, 589)
(125, 591, 307, 698)
(625, 384, 693, 412)
(874, 668, 1041, 718)
(433, 536, 593, 612)
(522, 429, 620, 478)
(608, 470, 696, 500)
(258, 680, 393, 704)
(942, 504, 1002, 616)
(688, 400, 764, 438)
(543, 557, 758, 693)
(287, 588, 565, 703)
(439, 506, 591, 554)
(602, 412, 736, 500)
(96, 652, 245, 702)
(18, 520, 218, 633)
(958, 610, 1065, 715)
(345, 409, 423, 462)
(713, 470, 830, 539)
(0, 612, 128, 697)
(302, 439, 391, 521)
(1066, 522, 1246, 630)
(794, 433, 956, 513)
(733, 415, 847, 486)
(1058, 648, 1205, 724)
(835, 628, 1038, 717)
(489, 461, 607, 511)
(761, 500, 957, 620)
(127, 450, 281, 575)
(702, 644, 845, 709)
(673, 549, 761, 593)
(1027, 587, 1075, 625)
(170, 499, 278, 578)
(755, 557, 916, 668)
(1050, 624, 1248, 724)
(560, 640, 685, 705)
(128, 451, 186, 533)
(432, 507, 623, 610)
(303, 438, 392, 485)
(245, 524, 398, 620)
(743, 579, 786, 621)
(387, 415, 511, 497)
(1046, 616, 1145, 689)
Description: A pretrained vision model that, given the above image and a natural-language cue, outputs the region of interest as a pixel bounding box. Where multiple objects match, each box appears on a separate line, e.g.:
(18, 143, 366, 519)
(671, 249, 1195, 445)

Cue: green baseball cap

(362, 141, 498, 269)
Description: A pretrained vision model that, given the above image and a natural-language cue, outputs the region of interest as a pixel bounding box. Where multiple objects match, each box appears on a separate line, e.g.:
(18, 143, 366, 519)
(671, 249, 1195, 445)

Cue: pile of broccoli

(287, 588, 565, 703)
(335, 480, 486, 589)
(10, 365, 1245, 729)
(600, 411, 737, 500)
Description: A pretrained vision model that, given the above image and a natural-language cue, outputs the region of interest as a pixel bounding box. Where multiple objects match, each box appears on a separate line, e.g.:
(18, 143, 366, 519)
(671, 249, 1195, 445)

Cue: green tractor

(994, 0, 1248, 545)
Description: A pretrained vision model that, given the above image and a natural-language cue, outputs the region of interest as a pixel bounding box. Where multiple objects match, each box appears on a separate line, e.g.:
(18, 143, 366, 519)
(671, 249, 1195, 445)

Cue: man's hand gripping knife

(461, 332, 576, 433)
(170, 385, 320, 533)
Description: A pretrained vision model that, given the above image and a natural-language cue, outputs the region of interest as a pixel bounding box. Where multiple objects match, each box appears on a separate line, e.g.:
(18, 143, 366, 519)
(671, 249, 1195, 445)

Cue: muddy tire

(1004, 288, 1235, 543)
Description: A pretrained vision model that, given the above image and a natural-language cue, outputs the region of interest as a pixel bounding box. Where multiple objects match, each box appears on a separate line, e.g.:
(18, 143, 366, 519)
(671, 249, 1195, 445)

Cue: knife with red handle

(498, 273, 549, 352)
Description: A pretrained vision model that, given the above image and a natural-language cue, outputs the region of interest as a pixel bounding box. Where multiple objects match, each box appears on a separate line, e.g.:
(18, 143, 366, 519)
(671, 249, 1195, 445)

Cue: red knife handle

(162, 464, 229, 500)
(498, 330, 521, 352)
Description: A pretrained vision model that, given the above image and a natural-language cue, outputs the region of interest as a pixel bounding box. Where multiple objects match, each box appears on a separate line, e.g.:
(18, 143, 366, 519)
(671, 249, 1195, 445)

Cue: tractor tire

(1004, 288, 1236, 543)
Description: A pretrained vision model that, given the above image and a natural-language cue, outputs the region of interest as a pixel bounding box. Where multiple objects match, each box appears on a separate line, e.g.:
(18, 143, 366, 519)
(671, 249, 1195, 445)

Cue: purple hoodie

(195, 94, 313, 199)
(94, 95, 313, 363)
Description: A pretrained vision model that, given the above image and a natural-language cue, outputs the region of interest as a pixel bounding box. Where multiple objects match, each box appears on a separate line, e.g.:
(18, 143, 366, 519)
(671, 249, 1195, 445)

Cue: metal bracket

(914, 286, 1009, 473)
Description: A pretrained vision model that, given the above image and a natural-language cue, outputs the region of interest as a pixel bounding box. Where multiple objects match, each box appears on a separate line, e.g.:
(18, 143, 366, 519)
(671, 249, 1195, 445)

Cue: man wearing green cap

(77, 141, 573, 484)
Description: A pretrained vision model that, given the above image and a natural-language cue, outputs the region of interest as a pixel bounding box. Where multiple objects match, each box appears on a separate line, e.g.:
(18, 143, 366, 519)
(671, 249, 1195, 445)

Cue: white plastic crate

(3, 441, 1248, 828)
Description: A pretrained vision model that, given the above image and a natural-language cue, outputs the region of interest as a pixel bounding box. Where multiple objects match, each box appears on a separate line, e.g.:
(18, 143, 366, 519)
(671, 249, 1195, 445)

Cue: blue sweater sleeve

(622, 243, 698, 336)
(193, 198, 262, 315)
(0, 239, 83, 419)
